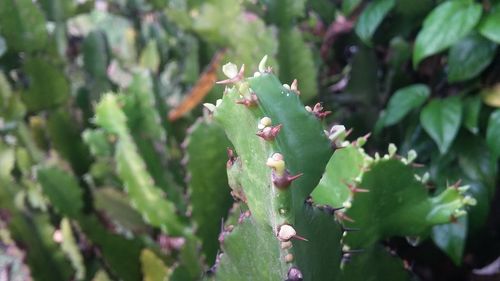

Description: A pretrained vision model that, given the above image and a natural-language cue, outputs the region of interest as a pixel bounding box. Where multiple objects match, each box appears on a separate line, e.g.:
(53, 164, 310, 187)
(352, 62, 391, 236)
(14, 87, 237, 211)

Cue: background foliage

(0, 0, 499, 280)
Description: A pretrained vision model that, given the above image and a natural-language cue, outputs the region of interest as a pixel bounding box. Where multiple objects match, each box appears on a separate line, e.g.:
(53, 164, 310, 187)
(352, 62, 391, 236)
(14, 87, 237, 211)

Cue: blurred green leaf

(47, 109, 92, 175)
(479, 4, 500, 43)
(140, 249, 171, 281)
(432, 216, 467, 265)
(94, 187, 149, 233)
(355, 0, 396, 45)
(413, 0, 482, 67)
(37, 166, 83, 219)
(39, 0, 75, 21)
(420, 96, 462, 154)
(0, 0, 48, 52)
(342, 0, 362, 15)
(264, 0, 306, 26)
(448, 34, 497, 82)
(0, 36, 6, 58)
(139, 40, 161, 73)
(60, 218, 85, 280)
(23, 58, 69, 111)
(83, 30, 110, 81)
(462, 95, 481, 134)
(383, 84, 430, 126)
(486, 109, 500, 158)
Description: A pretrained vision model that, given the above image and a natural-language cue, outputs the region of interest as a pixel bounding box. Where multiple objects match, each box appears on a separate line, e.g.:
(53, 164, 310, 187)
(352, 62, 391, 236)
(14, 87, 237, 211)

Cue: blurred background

(0, 0, 499, 280)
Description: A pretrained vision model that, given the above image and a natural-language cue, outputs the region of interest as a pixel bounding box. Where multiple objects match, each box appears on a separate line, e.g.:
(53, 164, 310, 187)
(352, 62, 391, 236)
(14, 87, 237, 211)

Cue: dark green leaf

(47, 109, 92, 175)
(37, 166, 83, 219)
(420, 97, 462, 154)
(383, 84, 430, 126)
(83, 30, 109, 80)
(432, 216, 467, 265)
(342, 0, 362, 15)
(0, 0, 48, 52)
(23, 58, 69, 111)
(463, 95, 481, 134)
(486, 109, 500, 158)
(341, 245, 410, 281)
(479, 4, 500, 43)
(264, 0, 306, 26)
(0, 36, 6, 57)
(413, 0, 482, 67)
(448, 34, 497, 82)
(355, 0, 396, 44)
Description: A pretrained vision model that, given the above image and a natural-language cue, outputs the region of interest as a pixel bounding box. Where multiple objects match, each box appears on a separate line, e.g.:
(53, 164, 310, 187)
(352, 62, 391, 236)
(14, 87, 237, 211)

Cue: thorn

(451, 179, 462, 189)
(345, 128, 354, 138)
(272, 171, 303, 189)
(226, 148, 236, 168)
(290, 79, 300, 95)
(335, 211, 354, 223)
(256, 124, 283, 141)
(346, 183, 369, 193)
(277, 224, 308, 242)
(321, 205, 344, 215)
(342, 248, 365, 254)
(293, 234, 308, 242)
(341, 226, 361, 232)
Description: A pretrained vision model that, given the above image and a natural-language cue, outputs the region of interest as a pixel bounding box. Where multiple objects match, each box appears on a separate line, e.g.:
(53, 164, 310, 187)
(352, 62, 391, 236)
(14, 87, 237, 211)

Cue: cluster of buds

(257, 117, 282, 141)
(305, 103, 331, 119)
(266, 153, 303, 189)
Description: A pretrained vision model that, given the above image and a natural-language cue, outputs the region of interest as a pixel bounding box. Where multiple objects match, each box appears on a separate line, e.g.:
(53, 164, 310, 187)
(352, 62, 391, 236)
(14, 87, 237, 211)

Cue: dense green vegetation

(0, 0, 499, 280)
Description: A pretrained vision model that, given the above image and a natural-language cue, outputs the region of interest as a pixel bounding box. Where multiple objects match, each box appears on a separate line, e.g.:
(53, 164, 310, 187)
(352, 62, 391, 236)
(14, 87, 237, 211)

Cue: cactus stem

(257, 124, 283, 141)
(286, 267, 303, 281)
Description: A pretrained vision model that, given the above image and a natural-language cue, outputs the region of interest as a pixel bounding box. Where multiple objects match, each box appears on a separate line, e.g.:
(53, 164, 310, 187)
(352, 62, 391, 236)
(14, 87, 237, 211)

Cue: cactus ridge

(311, 140, 472, 279)
(210, 63, 342, 280)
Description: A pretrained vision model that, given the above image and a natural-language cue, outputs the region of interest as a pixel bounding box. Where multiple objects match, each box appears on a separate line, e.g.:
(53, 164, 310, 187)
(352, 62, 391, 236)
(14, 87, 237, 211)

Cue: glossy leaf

(413, 0, 482, 67)
(383, 84, 430, 126)
(448, 34, 497, 82)
(486, 109, 500, 158)
(463, 95, 481, 134)
(355, 0, 396, 44)
(420, 97, 462, 154)
(479, 4, 500, 43)
(432, 216, 467, 265)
